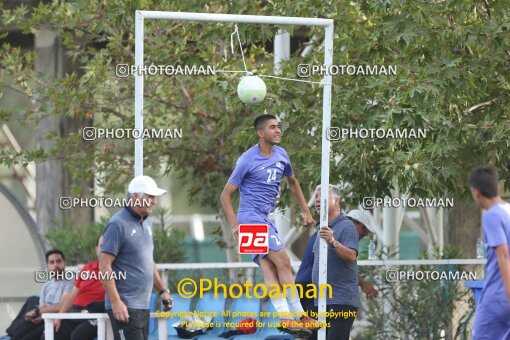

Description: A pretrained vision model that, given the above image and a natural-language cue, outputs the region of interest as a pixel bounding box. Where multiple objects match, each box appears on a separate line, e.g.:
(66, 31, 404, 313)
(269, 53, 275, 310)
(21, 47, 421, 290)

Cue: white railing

(156, 258, 486, 270)
(43, 312, 170, 340)
(42, 313, 113, 340)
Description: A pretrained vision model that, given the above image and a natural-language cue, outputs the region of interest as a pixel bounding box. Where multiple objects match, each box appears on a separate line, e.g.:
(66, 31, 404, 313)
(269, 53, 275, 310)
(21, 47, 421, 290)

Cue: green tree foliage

(360, 246, 475, 339)
(46, 215, 187, 265)
(0, 0, 509, 213)
(46, 217, 106, 264)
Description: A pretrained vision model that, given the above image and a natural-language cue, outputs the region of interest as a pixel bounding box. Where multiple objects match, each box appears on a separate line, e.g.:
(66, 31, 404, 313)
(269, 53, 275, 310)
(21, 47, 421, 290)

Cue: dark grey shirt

(102, 206, 154, 309)
(312, 213, 360, 307)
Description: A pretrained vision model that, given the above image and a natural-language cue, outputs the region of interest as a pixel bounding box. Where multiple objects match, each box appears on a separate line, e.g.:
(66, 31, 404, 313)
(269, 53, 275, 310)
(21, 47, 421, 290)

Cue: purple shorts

(473, 295, 510, 339)
(237, 211, 285, 265)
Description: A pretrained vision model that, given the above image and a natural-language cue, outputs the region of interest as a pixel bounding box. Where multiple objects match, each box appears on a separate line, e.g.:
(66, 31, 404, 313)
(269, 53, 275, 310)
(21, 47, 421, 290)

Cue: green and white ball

(237, 75, 267, 104)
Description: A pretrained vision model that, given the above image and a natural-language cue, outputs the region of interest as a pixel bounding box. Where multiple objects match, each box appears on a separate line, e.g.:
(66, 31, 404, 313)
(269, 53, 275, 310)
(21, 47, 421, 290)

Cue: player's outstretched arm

(495, 244, 510, 301)
(287, 175, 315, 226)
(220, 183, 240, 233)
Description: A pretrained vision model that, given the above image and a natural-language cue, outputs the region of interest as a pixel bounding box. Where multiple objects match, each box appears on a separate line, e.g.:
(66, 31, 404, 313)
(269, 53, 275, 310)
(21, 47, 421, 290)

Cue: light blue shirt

(40, 279, 74, 306)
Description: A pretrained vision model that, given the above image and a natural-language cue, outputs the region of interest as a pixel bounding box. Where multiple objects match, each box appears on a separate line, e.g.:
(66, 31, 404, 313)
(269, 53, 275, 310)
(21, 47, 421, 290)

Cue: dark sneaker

(277, 319, 312, 338)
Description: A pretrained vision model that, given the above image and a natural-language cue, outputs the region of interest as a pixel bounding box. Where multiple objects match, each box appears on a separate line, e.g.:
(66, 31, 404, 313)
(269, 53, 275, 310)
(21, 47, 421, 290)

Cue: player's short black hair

(45, 249, 65, 263)
(254, 114, 277, 131)
(469, 165, 499, 198)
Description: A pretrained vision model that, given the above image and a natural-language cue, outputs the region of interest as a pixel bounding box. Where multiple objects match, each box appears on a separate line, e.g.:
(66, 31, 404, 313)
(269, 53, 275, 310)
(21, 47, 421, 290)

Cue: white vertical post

(273, 29, 291, 241)
(134, 10, 144, 177)
(106, 318, 114, 340)
(161, 270, 169, 289)
(44, 319, 54, 340)
(97, 319, 106, 340)
(158, 318, 167, 339)
(437, 207, 444, 254)
(317, 22, 334, 340)
(274, 29, 290, 75)
(382, 205, 399, 258)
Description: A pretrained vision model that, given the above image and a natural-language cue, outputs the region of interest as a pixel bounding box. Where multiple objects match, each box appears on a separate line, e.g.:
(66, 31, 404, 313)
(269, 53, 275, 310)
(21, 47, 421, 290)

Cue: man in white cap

(99, 176, 173, 340)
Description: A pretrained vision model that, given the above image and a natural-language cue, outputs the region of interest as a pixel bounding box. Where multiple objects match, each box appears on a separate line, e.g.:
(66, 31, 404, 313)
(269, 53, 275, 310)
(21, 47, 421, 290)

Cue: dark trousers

(54, 303, 105, 340)
(10, 322, 43, 340)
(6, 296, 40, 338)
(107, 309, 149, 340)
(305, 304, 357, 340)
(325, 304, 357, 340)
(54, 319, 98, 340)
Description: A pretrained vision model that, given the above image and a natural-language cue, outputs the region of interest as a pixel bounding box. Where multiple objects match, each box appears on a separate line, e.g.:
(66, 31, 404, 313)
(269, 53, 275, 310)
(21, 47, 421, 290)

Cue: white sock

(285, 285, 305, 318)
(271, 296, 291, 316)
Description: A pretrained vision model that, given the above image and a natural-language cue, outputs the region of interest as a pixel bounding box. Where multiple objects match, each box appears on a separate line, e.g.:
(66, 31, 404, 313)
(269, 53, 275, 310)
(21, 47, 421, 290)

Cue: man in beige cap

(347, 209, 378, 299)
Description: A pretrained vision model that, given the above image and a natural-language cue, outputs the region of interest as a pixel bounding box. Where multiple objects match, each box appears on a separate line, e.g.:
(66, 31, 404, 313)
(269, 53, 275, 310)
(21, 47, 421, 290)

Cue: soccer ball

(237, 75, 266, 104)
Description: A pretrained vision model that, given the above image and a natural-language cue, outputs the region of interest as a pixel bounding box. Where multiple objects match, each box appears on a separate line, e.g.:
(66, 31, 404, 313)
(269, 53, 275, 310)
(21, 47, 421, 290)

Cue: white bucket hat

(347, 209, 375, 233)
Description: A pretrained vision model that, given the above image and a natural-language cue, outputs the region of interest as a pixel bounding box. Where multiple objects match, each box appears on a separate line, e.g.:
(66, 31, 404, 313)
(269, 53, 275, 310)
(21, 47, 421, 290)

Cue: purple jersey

(228, 144, 293, 214)
(481, 202, 510, 300)
(473, 202, 510, 339)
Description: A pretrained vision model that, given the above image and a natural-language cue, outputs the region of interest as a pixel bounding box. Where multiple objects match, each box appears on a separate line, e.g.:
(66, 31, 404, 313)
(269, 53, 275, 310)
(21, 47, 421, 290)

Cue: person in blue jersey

(220, 114, 317, 337)
(469, 166, 510, 340)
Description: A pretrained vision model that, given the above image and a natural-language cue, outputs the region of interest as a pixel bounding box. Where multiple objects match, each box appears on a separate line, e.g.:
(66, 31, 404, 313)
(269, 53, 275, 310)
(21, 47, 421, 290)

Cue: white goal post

(134, 10, 334, 339)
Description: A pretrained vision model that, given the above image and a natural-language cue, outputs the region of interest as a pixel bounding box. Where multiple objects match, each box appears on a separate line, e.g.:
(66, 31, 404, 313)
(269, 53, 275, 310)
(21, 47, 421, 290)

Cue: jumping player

(220, 114, 317, 337)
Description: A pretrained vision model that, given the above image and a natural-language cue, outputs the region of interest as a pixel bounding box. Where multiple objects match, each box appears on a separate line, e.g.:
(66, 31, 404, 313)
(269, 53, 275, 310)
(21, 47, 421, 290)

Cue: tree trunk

(35, 27, 93, 239)
(446, 200, 481, 258)
(35, 28, 64, 238)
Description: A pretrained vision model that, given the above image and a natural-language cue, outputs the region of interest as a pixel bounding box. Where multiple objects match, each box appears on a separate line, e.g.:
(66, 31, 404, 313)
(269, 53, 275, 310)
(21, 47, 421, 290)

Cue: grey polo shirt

(312, 213, 360, 308)
(102, 206, 154, 310)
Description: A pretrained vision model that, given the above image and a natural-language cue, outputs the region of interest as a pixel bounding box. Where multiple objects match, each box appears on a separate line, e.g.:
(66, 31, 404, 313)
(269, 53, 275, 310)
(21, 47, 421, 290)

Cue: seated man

(54, 236, 106, 340)
(9, 249, 73, 340)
